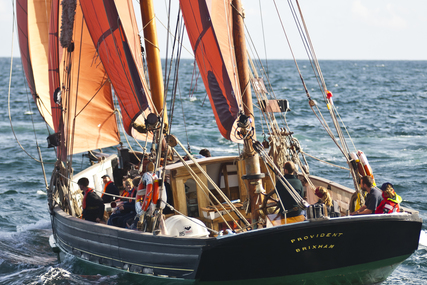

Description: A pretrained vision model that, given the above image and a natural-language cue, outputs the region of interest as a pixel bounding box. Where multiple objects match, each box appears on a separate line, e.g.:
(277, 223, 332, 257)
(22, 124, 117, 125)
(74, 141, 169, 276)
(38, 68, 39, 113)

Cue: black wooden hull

(52, 206, 421, 284)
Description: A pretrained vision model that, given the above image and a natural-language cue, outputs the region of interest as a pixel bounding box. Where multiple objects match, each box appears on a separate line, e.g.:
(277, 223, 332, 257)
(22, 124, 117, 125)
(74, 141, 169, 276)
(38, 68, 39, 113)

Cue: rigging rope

(269, 1, 360, 189)
(258, 0, 269, 76)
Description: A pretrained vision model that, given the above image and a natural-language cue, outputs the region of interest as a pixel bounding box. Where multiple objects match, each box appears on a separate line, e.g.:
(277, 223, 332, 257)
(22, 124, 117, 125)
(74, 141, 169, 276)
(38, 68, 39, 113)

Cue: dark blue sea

(1, 58, 426, 284)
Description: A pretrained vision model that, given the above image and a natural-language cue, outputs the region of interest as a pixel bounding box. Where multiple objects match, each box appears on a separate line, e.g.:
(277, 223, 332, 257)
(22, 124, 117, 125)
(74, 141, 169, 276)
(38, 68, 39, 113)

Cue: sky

(1, 0, 426, 60)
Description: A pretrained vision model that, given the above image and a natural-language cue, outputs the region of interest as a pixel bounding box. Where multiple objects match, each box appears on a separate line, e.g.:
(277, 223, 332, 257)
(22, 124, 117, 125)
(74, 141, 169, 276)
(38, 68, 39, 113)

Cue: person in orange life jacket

(375, 183, 402, 214)
(78, 177, 104, 223)
(350, 176, 383, 215)
(101, 174, 119, 203)
(108, 178, 137, 227)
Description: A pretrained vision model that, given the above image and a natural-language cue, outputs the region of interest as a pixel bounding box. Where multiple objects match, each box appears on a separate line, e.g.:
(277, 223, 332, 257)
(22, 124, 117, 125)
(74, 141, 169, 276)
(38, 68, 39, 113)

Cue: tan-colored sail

(17, 0, 54, 129)
(59, 2, 120, 155)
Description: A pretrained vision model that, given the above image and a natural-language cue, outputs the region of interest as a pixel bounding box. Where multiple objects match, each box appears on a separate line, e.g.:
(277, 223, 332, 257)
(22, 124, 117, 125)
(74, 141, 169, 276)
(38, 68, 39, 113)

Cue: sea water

(0, 58, 426, 284)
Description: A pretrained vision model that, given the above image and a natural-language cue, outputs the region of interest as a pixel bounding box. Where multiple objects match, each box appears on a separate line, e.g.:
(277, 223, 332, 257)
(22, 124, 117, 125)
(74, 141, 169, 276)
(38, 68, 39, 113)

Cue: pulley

(145, 113, 160, 130)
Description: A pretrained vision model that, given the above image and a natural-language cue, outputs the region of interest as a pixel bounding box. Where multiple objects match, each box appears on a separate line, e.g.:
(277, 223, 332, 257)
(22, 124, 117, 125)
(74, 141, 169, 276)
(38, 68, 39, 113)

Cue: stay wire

(243, 19, 292, 132)
(293, 0, 354, 156)
(258, 0, 269, 76)
(165, 6, 182, 129)
(274, 1, 351, 164)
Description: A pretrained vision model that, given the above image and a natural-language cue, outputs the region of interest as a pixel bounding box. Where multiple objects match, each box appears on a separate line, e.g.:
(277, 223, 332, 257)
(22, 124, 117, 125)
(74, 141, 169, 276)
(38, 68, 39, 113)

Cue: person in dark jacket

(101, 174, 119, 203)
(78, 177, 104, 222)
(276, 161, 305, 218)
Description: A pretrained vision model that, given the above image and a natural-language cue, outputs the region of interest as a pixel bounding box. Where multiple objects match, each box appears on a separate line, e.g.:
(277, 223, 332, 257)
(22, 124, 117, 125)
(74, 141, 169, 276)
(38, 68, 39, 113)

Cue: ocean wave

(16, 220, 51, 233)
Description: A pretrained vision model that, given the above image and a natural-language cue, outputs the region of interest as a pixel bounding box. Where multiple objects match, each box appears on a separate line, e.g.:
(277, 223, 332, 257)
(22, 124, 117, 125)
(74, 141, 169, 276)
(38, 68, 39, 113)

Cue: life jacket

(123, 187, 135, 198)
(101, 181, 112, 197)
(129, 187, 137, 198)
(375, 194, 402, 214)
(82, 188, 94, 209)
(355, 191, 367, 211)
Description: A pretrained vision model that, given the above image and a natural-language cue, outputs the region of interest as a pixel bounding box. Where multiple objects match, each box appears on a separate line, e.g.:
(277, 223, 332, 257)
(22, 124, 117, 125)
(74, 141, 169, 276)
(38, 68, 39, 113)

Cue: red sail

(80, 0, 154, 137)
(48, 0, 62, 134)
(180, 0, 242, 141)
(16, 0, 54, 129)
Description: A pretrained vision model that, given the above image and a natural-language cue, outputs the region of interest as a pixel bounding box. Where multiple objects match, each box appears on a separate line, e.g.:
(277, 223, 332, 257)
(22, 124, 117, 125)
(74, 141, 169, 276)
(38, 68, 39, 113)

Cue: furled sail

(16, 0, 54, 129)
(180, 0, 242, 141)
(51, 0, 120, 155)
(80, 0, 155, 139)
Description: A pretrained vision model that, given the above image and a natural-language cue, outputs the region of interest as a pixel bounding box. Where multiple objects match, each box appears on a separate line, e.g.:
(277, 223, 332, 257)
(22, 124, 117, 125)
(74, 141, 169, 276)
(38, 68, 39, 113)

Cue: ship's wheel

(259, 190, 281, 216)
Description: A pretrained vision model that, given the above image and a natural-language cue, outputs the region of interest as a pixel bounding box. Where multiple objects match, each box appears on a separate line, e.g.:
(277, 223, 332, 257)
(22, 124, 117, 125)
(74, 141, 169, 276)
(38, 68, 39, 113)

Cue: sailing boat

(14, 0, 421, 284)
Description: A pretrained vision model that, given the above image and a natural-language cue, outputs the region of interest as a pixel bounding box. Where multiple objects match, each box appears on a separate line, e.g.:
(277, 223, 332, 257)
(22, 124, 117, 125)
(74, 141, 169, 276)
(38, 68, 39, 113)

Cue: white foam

(37, 190, 47, 195)
(17, 220, 51, 233)
(418, 230, 427, 247)
(37, 267, 71, 283)
(0, 231, 15, 240)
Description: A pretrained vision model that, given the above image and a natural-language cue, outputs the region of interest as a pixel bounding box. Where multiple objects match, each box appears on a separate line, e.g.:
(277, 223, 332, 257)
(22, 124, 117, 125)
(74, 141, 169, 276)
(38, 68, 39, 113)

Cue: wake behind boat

(12, 0, 421, 284)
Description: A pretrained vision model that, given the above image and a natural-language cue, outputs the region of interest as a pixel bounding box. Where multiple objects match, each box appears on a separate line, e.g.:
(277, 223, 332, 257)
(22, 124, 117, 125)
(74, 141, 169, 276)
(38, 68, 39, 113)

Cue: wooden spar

(232, 0, 254, 133)
(139, 0, 167, 123)
(232, 0, 264, 227)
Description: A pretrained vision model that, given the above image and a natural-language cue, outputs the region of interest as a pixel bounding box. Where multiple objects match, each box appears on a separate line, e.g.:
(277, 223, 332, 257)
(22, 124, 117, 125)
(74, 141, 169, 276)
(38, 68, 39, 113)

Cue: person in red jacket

(79, 177, 104, 222)
(375, 182, 402, 214)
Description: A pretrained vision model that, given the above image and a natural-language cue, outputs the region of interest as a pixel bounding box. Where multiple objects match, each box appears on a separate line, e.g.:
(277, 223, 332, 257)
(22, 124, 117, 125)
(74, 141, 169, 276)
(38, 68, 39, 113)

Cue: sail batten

(180, 0, 242, 141)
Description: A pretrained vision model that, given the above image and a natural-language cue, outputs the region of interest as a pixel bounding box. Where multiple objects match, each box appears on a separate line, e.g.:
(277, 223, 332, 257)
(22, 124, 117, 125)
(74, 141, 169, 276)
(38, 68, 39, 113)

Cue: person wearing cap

(375, 183, 402, 214)
(101, 174, 120, 203)
(78, 177, 104, 223)
(350, 176, 383, 215)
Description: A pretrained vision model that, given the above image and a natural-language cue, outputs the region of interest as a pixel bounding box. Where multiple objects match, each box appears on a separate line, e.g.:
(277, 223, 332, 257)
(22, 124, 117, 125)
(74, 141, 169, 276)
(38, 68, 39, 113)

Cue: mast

(139, 0, 167, 123)
(232, 0, 264, 227)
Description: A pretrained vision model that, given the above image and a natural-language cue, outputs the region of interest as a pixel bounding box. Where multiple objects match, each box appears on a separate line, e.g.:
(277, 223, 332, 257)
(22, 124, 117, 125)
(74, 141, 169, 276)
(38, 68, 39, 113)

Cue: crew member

(79, 177, 104, 222)
(276, 161, 305, 219)
(350, 176, 383, 215)
(375, 182, 402, 214)
(101, 174, 119, 203)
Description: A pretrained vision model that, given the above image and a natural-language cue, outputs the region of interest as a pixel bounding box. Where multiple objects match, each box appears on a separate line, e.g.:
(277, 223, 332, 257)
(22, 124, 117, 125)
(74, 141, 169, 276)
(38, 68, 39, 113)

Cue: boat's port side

(52, 206, 211, 279)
